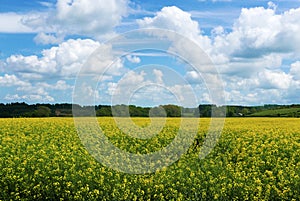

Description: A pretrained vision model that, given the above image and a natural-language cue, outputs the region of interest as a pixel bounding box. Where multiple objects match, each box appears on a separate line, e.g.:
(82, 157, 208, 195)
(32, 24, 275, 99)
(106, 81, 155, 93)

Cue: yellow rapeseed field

(0, 117, 299, 200)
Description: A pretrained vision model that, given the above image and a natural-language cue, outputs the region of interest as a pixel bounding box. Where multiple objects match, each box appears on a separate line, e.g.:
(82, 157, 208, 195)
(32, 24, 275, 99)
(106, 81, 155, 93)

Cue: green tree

(112, 105, 129, 117)
(149, 106, 166, 117)
(33, 106, 51, 117)
(242, 108, 249, 116)
(96, 106, 112, 116)
(162, 104, 181, 117)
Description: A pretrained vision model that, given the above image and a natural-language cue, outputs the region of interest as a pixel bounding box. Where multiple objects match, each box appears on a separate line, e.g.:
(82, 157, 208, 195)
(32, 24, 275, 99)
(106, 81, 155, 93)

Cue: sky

(1, 0, 300, 106)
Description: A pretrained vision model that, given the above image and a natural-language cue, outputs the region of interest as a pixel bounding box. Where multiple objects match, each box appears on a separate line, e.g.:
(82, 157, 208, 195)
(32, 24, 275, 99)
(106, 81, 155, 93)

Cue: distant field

(0, 118, 300, 200)
(249, 108, 300, 117)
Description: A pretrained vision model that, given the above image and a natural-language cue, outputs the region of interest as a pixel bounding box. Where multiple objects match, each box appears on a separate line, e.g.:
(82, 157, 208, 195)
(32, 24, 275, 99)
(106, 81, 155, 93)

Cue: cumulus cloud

(268, 1, 277, 10)
(258, 70, 292, 90)
(126, 55, 141, 63)
(200, 5, 300, 104)
(1, 78, 59, 103)
(21, 0, 129, 42)
(4, 94, 55, 102)
(0, 13, 34, 33)
(167, 84, 198, 107)
(5, 38, 101, 77)
(0, 74, 30, 87)
(107, 70, 147, 104)
(153, 69, 163, 84)
(3, 78, 73, 103)
(56, 0, 128, 35)
(137, 6, 212, 51)
(215, 6, 300, 59)
(1, 36, 136, 103)
(83, 43, 126, 76)
(0, 0, 129, 41)
(34, 32, 64, 45)
(38, 80, 73, 91)
(290, 61, 300, 80)
(138, 6, 200, 39)
(184, 71, 203, 84)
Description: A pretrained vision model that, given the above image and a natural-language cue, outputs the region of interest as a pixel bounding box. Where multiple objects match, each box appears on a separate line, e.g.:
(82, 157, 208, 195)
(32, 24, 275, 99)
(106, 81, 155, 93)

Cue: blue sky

(1, 0, 300, 106)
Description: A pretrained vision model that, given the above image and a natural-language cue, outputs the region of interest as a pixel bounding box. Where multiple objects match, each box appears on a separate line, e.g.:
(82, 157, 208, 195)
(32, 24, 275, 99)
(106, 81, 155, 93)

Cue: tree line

(0, 102, 299, 118)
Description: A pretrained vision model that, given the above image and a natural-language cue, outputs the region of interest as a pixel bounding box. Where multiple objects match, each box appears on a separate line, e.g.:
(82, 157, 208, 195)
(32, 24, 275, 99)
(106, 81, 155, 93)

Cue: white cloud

(0, 74, 69, 103)
(137, 6, 212, 51)
(126, 55, 141, 63)
(107, 70, 183, 105)
(185, 71, 202, 84)
(21, 0, 129, 41)
(0, 74, 30, 87)
(5, 38, 101, 77)
(103, 71, 147, 105)
(12, 80, 72, 103)
(153, 69, 163, 84)
(211, 26, 225, 36)
(34, 32, 64, 45)
(5, 94, 54, 102)
(207, 5, 300, 100)
(0, 0, 129, 41)
(214, 6, 300, 59)
(0, 13, 34, 33)
(137, 6, 200, 39)
(73, 82, 101, 105)
(107, 70, 146, 100)
(218, 7, 280, 58)
(117, 70, 146, 87)
(83, 44, 125, 76)
(258, 70, 292, 89)
(3, 80, 56, 103)
(167, 84, 198, 107)
(4, 94, 22, 101)
(38, 80, 73, 91)
(268, 1, 277, 10)
(55, 0, 128, 35)
(17, 84, 48, 96)
(39, 1, 55, 8)
(107, 82, 118, 96)
(290, 61, 300, 80)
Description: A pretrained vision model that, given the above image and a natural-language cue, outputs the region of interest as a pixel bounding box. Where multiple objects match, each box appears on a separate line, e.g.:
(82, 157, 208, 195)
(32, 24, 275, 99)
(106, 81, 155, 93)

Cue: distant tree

(193, 107, 200, 117)
(96, 106, 112, 116)
(129, 105, 140, 117)
(129, 105, 150, 117)
(242, 108, 249, 116)
(33, 106, 51, 117)
(250, 107, 257, 114)
(198, 104, 214, 117)
(162, 104, 181, 117)
(112, 105, 129, 117)
(149, 106, 166, 117)
(227, 106, 235, 117)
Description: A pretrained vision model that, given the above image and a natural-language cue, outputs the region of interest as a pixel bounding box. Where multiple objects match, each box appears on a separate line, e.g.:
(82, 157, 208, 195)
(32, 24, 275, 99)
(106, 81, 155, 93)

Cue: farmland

(0, 117, 300, 200)
(249, 107, 300, 117)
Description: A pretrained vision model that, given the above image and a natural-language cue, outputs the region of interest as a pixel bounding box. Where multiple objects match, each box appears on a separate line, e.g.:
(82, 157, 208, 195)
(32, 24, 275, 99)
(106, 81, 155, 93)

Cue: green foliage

(96, 106, 112, 116)
(32, 106, 51, 117)
(162, 104, 182, 117)
(1, 102, 300, 118)
(249, 107, 300, 117)
(149, 106, 167, 117)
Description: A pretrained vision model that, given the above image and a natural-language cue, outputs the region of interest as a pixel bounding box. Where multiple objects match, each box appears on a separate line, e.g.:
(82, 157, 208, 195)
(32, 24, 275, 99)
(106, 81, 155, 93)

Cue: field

(0, 117, 300, 200)
(249, 108, 300, 117)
